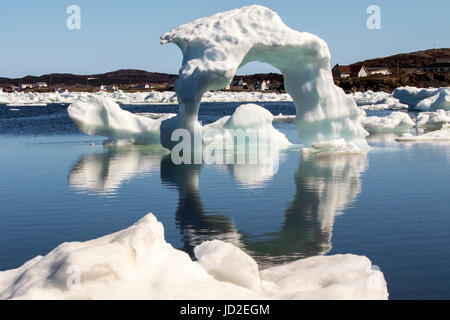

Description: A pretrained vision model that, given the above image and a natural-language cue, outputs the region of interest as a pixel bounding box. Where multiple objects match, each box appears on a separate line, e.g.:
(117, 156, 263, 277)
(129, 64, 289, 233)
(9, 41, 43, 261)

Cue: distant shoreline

(2, 71, 449, 95)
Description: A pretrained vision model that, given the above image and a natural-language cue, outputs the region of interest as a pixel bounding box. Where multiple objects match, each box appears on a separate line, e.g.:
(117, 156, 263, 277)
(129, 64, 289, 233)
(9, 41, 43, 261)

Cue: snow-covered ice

(273, 113, 295, 123)
(395, 124, 450, 142)
(0, 213, 388, 300)
(0, 89, 293, 106)
(414, 88, 450, 111)
(350, 91, 407, 110)
(393, 86, 450, 111)
(160, 5, 368, 150)
(302, 139, 363, 154)
(0, 85, 449, 113)
(416, 109, 450, 130)
(361, 112, 414, 134)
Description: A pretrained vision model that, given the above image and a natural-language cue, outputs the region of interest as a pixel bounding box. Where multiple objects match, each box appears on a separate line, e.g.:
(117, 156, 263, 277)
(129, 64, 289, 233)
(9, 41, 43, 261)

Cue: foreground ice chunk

(160, 5, 368, 150)
(361, 112, 414, 134)
(195, 240, 260, 290)
(67, 97, 175, 145)
(260, 254, 386, 300)
(0, 213, 388, 300)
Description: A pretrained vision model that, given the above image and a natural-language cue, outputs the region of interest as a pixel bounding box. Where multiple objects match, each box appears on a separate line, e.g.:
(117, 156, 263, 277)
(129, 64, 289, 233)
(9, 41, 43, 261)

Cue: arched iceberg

(160, 5, 368, 150)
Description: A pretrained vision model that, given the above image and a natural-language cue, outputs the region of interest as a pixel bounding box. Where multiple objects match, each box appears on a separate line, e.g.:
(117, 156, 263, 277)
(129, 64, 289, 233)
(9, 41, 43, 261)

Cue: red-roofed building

(332, 64, 368, 78)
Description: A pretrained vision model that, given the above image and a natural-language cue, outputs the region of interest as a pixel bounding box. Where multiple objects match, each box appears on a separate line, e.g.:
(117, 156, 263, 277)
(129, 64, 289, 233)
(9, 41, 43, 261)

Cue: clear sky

(1, 0, 449, 78)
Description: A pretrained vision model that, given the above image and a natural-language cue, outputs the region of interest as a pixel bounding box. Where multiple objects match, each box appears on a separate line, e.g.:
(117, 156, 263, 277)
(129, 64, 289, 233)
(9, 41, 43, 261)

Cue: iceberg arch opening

(160, 5, 368, 150)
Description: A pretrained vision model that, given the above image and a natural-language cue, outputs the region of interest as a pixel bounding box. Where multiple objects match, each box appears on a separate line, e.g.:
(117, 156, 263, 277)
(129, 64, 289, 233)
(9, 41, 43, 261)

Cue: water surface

(0, 102, 449, 299)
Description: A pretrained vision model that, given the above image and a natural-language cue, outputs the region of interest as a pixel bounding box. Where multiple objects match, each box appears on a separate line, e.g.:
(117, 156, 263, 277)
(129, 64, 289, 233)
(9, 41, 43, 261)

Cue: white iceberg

(0, 213, 388, 300)
(68, 97, 291, 148)
(361, 112, 414, 134)
(67, 97, 175, 145)
(160, 5, 368, 150)
(202, 103, 292, 148)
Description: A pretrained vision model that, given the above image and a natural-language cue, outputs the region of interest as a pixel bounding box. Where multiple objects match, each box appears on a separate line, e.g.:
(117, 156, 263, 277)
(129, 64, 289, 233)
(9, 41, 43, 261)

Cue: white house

(34, 82, 48, 88)
(18, 84, 33, 89)
(100, 85, 119, 91)
(333, 64, 391, 78)
(332, 65, 351, 78)
(232, 78, 246, 86)
(133, 84, 150, 89)
(254, 80, 269, 90)
(366, 67, 392, 75)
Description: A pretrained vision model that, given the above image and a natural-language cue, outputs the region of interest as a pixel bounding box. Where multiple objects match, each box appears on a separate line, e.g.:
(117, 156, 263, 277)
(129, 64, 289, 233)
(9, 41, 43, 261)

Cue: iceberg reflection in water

(68, 146, 168, 196)
(68, 147, 367, 265)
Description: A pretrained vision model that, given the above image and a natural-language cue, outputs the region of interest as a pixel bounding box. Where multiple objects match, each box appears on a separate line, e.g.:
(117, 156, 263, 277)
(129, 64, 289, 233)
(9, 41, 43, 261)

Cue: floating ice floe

(0, 213, 388, 300)
(135, 112, 178, 120)
(395, 124, 450, 142)
(350, 91, 407, 110)
(393, 86, 441, 106)
(414, 88, 450, 111)
(0, 89, 295, 106)
(350, 90, 391, 106)
(302, 139, 363, 154)
(273, 113, 296, 123)
(160, 5, 368, 150)
(393, 86, 450, 111)
(361, 112, 415, 134)
(67, 97, 175, 145)
(0, 85, 449, 111)
(68, 97, 292, 148)
(202, 103, 292, 148)
(416, 109, 450, 130)
(201, 91, 292, 103)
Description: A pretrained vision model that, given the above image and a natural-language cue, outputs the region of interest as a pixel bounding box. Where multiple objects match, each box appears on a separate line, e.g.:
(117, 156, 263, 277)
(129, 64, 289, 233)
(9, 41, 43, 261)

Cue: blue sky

(1, 0, 449, 78)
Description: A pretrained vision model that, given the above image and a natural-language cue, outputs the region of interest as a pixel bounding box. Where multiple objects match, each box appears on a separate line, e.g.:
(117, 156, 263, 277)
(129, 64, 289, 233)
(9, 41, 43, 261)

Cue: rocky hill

(0, 69, 178, 87)
(350, 48, 450, 70)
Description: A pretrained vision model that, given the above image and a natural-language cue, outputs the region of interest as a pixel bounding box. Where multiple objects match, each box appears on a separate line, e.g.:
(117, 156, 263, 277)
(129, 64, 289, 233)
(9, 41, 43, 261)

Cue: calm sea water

(0, 102, 449, 299)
